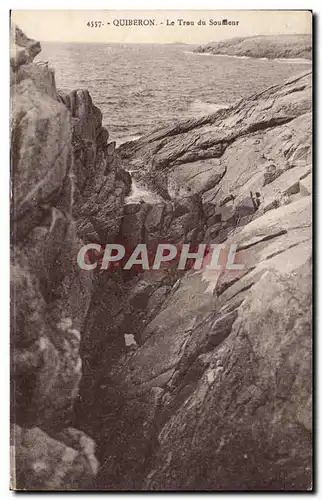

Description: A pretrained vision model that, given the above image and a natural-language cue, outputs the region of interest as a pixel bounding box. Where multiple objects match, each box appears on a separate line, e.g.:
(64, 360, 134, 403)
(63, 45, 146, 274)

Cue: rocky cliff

(10, 26, 130, 489)
(194, 34, 312, 60)
(11, 27, 312, 491)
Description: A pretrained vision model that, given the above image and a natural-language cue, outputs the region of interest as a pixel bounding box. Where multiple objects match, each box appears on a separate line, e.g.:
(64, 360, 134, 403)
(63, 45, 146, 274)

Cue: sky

(11, 10, 312, 45)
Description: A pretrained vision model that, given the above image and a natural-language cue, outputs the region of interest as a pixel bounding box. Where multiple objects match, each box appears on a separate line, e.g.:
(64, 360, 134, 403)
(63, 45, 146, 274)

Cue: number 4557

(87, 21, 103, 27)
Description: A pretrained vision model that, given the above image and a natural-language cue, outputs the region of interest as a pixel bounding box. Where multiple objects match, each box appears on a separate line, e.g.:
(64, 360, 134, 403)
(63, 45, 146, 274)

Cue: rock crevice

(10, 26, 312, 491)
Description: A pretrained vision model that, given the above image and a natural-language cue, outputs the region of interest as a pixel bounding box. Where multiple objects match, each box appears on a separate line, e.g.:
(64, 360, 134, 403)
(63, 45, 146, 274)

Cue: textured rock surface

(58, 90, 131, 243)
(119, 71, 312, 245)
(10, 26, 129, 489)
(143, 260, 312, 491)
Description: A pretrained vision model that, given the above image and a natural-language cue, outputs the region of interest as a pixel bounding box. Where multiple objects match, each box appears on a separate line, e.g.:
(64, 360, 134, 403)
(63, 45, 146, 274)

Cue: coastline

(193, 33, 312, 63)
(187, 50, 312, 64)
(11, 24, 312, 492)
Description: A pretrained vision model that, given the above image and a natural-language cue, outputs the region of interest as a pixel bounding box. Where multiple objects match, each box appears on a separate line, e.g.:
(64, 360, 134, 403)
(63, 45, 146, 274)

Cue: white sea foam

(190, 99, 229, 115)
(275, 58, 312, 64)
(191, 51, 311, 64)
(115, 135, 142, 148)
(125, 179, 162, 204)
(184, 50, 213, 56)
(191, 52, 252, 60)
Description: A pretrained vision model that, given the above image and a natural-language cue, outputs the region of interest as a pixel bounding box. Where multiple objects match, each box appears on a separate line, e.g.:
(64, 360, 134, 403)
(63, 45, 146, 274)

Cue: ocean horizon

(37, 42, 312, 144)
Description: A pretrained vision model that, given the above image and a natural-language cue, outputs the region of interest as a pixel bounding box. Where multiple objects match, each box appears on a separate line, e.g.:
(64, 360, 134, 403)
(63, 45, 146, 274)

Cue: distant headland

(194, 34, 312, 60)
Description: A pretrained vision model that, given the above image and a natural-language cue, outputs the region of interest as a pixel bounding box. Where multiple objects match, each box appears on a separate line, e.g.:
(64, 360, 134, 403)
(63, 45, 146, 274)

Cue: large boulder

(143, 260, 312, 490)
(10, 25, 41, 70)
(11, 425, 98, 490)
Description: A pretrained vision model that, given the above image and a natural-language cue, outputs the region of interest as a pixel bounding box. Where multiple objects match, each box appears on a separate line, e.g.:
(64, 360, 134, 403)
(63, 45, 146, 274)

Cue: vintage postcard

(10, 9, 312, 491)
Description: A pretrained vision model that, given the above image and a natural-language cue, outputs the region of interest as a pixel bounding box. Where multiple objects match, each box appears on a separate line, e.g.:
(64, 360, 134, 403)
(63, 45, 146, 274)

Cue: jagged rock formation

(81, 72, 312, 490)
(119, 71, 312, 243)
(11, 25, 312, 491)
(194, 34, 312, 60)
(10, 26, 130, 489)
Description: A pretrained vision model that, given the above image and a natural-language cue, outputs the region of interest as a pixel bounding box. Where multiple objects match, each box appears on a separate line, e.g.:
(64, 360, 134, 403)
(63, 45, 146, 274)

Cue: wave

(191, 51, 312, 64)
(125, 179, 162, 204)
(189, 99, 229, 115)
(130, 88, 155, 98)
(210, 54, 251, 60)
(275, 58, 312, 64)
(115, 134, 142, 148)
(184, 50, 213, 57)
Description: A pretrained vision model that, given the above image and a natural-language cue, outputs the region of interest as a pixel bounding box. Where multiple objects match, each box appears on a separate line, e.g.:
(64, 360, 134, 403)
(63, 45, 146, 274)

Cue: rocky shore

(11, 26, 130, 489)
(194, 34, 312, 60)
(11, 27, 312, 490)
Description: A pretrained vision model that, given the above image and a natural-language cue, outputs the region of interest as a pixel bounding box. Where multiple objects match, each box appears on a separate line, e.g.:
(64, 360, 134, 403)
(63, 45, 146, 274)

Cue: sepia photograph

(10, 9, 312, 491)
